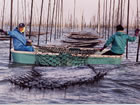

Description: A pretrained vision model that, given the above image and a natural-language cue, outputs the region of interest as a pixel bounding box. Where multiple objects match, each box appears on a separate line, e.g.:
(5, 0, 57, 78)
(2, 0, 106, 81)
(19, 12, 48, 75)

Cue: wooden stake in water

(29, 0, 34, 39)
(120, 0, 123, 24)
(126, 0, 130, 59)
(61, 0, 64, 36)
(17, 0, 19, 25)
(54, 0, 59, 40)
(38, 0, 44, 46)
(107, 0, 112, 38)
(102, 0, 106, 37)
(9, 0, 13, 61)
(136, 0, 139, 62)
(73, 0, 76, 32)
(46, 0, 51, 44)
(50, 0, 56, 42)
(1, 0, 5, 29)
(105, 0, 108, 39)
(112, 0, 115, 35)
(97, 0, 101, 34)
(117, 0, 120, 24)
(24, 0, 27, 24)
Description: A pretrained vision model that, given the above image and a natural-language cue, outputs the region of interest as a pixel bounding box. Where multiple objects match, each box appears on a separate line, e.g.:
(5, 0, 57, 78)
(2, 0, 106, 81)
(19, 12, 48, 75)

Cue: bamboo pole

(54, 0, 58, 40)
(58, 0, 62, 38)
(46, 0, 51, 43)
(102, 0, 106, 37)
(105, 0, 108, 39)
(38, 0, 44, 45)
(53, 0, 58, 40)
(50, 0, 56, 42)
(57, 0, 60, 39)
(136, 0, 139, 29)
(22, 0, 25, 23)
(117, 0, 120, 24)
(1, 0, 5, 29)
(81, 12, 84, 31)
(122, 0, 126, 23)
(17, 0, 19, 25)
(59, 0, 63, 38)
(29, 0, 34, 39)
(21, 0, 24, 23)
(24, 0, 27, 24)
(108, 0, 112, 38)
(126, 0, 130, 59)
(136, 0, 139, 62)
(60, 0, 63, 37)
(97, 0, 101, 34)
(120, 0, 123, 24)
(112, 0, 115, 35)
(9, 0, 13, 61)
(73, 0, 76, 32)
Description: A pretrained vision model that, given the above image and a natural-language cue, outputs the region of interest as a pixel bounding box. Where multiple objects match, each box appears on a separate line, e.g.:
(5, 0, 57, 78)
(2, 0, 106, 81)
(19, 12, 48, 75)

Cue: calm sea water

(0, 32, 140, 104)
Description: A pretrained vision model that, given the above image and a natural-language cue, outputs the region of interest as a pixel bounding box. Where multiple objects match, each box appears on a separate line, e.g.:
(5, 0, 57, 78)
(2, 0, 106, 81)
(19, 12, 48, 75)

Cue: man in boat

(100, 25, 139, 55)
(0, 23, 34, 52)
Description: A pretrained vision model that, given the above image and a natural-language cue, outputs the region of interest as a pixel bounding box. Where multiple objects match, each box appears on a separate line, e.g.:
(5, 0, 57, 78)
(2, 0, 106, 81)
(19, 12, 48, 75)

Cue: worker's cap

(116, 25, 124, 31)
(18, 23, 25, 28)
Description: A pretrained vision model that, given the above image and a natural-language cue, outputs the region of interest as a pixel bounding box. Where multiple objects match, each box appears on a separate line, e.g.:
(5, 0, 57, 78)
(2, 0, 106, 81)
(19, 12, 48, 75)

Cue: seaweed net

(35, 46, 99, 66)
(9, 67, 107, 90)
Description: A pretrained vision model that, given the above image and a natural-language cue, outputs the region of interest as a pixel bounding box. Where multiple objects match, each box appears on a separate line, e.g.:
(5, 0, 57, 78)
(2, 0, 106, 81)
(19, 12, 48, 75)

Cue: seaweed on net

(8, 66, 107, 90)
(35, 46, 98, 66)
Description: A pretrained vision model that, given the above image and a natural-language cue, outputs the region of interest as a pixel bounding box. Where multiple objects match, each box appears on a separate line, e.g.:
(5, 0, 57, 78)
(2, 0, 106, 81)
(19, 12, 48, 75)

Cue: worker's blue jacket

(105, 31, 136, 54)
(7, 28, 34, 52)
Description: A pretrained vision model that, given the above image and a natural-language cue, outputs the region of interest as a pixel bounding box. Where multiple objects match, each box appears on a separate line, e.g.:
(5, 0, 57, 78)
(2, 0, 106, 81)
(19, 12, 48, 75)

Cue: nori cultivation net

(35, 46, 99, 66)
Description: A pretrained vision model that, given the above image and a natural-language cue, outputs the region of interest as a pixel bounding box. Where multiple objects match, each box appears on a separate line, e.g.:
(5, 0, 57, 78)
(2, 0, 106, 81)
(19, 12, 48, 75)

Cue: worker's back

(105, 31, 136, 54)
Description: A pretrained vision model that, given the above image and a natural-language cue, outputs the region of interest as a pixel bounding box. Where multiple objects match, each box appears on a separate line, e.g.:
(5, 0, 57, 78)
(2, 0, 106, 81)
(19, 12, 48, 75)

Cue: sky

(0, 0, 139, 26)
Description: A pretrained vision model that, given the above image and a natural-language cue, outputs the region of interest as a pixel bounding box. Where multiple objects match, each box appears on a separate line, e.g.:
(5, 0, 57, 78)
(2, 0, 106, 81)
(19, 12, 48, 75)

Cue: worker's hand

(135, 29, 140, 36)
(100, 47, 105, 52)
(0, 29, 7, 35)
(100, 45, 107, 52)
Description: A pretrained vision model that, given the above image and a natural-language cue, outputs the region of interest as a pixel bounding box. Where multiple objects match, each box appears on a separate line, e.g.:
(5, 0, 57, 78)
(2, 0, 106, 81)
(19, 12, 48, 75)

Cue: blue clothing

(104, 31, 136, 54)
(7, 28, 34, 52)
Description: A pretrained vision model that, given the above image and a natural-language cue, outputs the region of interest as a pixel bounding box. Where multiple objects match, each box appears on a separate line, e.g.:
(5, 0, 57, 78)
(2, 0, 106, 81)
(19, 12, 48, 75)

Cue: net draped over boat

(35, 46, 99, 66)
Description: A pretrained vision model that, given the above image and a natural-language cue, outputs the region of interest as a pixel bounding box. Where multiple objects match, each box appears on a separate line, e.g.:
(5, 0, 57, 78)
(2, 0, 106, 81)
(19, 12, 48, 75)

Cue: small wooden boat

(11, 47, 123, 66)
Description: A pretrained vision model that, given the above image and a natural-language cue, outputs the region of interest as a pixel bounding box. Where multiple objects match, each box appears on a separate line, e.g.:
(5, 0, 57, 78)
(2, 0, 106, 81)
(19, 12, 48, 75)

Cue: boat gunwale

(11, 48, 60, 55)
(11, 48, 122, 58)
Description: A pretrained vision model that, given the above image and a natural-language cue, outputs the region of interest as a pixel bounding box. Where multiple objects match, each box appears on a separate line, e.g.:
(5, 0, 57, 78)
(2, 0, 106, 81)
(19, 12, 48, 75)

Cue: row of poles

(29, 0, 64, 44)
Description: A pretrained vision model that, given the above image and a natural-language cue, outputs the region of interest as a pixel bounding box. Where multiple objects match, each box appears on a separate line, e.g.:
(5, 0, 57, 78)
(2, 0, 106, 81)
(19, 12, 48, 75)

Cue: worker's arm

(100, 35, 114, 52)
(0, 29, 16, 37)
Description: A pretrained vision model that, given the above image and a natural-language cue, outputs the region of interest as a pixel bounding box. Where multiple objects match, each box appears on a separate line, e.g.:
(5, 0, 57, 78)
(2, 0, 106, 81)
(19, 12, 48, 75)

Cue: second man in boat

(100, 25, 139, 55)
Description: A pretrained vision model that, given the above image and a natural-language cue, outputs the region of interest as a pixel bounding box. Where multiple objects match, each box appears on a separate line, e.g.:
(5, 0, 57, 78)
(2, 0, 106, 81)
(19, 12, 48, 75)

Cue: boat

(11, 47, 123, 66)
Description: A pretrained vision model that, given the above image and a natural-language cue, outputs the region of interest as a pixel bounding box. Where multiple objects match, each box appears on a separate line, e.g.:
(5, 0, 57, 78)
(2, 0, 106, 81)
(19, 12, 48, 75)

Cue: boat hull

(11, 49, 122, 66)
(11, 49, 36, 64)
